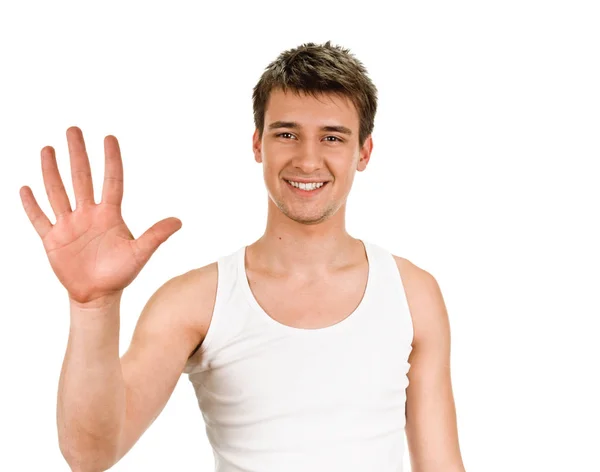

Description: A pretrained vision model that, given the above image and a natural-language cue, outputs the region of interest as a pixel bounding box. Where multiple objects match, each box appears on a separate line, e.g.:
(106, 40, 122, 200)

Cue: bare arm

(114, 263, 217, 466)
(57, 294, 126, 470)
(394, 256, 466, 472)
(19, 127, 188, 471)
(57, 264, 216, 471)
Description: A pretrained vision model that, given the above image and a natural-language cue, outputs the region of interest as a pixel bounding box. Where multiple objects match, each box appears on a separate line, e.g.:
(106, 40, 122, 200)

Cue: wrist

(69, 291, 123, 311)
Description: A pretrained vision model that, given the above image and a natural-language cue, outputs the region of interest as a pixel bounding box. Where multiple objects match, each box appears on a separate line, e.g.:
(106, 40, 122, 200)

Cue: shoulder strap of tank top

(363, 240, 396, 284)
(365, 240, 414, 342)
(194, 246, 243, 355)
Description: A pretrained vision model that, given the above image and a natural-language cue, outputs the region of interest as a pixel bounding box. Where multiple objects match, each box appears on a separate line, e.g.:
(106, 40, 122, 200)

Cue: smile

(284, 179, 329, 195)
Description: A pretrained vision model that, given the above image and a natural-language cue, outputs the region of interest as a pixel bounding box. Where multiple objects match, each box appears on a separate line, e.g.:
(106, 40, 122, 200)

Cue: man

(20, 41, 466, 471)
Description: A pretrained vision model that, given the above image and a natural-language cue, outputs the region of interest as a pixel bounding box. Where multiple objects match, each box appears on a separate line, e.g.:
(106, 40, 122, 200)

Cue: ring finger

(41, 146, 72, 218)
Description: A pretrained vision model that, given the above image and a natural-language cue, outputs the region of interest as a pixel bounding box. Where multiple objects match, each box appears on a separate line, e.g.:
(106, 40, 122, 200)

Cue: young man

(20, 41, 466, 471)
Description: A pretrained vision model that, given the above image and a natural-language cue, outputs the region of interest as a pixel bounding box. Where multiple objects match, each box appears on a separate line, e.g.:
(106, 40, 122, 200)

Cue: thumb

(134, 217, 182, 262)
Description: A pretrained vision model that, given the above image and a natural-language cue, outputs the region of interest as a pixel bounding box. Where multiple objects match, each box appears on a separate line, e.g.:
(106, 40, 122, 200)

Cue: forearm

(57, 294, 126, 471)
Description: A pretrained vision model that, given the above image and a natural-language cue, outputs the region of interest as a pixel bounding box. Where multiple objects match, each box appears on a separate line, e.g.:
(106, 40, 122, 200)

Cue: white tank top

(183, 239, 414, 471)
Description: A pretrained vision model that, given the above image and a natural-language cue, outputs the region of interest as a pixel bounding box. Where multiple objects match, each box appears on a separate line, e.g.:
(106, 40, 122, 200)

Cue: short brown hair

(252, 40, 378, 148)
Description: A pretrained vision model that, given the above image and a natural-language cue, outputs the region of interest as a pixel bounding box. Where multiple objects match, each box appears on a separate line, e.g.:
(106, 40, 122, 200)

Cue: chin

(282, 206, 337, 226)
(290, 215, 329, 225)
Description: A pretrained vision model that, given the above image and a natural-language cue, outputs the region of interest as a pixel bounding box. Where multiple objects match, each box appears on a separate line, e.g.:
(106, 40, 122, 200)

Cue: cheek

(262, 161, 281, 186)
(262, 150, 291, 175)
(331, 154, 356, 175)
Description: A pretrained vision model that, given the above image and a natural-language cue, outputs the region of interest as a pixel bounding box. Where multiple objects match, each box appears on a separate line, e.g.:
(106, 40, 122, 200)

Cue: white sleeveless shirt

(183, 240, 414, 471)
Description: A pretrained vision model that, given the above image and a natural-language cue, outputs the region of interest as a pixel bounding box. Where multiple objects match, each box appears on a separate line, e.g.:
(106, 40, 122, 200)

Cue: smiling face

(252, 88, 373, 226)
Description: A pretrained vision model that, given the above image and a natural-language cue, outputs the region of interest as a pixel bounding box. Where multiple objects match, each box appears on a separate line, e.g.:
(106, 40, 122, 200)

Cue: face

(252, 88, 373, 226)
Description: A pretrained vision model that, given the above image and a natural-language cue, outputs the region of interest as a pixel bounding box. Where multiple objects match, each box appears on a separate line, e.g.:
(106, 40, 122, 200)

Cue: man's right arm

(57, 262, 218, 472)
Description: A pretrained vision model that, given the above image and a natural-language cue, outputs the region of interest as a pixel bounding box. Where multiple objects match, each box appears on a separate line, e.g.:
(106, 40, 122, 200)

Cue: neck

(248, 199, 362, 275)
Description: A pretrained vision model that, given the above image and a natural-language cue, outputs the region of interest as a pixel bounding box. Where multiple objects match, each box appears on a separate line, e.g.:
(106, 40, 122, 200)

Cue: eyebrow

(267, 121, 353, 136)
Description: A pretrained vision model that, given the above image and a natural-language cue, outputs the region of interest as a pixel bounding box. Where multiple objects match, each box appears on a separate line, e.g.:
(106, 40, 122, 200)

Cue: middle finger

(67, 126, 95, 207)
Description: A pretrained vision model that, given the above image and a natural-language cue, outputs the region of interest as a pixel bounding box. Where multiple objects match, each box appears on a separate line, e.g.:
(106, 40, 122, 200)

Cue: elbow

(59, 437, 119, 472)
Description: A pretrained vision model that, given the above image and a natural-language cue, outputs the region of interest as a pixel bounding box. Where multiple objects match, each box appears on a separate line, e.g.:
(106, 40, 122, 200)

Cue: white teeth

(287, 180, 325, 191)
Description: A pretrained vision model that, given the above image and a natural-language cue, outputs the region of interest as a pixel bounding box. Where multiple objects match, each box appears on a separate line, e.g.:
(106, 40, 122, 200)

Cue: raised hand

(20, 127, 182, 307)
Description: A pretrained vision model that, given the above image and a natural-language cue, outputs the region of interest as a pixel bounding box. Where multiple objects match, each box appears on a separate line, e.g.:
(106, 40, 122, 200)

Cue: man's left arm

(394, 256, 467, 472)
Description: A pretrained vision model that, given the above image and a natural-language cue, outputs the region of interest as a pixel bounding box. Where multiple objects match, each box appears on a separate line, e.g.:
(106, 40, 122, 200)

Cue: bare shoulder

(391, 254, 439, 296)
(391, 255, 448, 345)
(170, 261, 219, 346)
(133, 260, 219, 358)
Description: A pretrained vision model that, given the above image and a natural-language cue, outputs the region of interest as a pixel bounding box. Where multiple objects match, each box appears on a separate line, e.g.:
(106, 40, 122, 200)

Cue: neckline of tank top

(236, 239, 374, 335)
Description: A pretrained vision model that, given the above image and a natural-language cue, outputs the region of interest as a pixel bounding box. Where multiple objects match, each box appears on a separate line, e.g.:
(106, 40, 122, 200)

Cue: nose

(291, 140, 323, 174)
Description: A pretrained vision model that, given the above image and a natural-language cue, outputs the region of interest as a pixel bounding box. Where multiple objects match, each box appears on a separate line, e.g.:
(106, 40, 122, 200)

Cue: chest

(196, 309, 413, 429)
(245, 264, 369, 329)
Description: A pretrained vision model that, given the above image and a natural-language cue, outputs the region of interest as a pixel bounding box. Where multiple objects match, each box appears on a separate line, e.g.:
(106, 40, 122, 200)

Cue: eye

(324, 136, 343, 143)
(276, 132, 296, 140)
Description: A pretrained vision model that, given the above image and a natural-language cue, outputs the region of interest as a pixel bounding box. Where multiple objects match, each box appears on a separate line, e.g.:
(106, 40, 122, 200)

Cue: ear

(356, 135, 373, 172)
(252, 129, 262, 163)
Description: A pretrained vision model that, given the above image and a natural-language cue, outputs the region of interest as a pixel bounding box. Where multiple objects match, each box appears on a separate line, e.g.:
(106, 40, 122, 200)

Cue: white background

(1, 0, 598, 470)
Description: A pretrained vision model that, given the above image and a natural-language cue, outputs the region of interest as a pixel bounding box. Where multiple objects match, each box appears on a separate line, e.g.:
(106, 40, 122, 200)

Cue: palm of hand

(20, 127, 181, 305)
(44, 205, 140, 303)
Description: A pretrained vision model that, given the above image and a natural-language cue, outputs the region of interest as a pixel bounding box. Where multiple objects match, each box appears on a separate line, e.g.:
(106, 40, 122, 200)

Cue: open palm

(20, 127, 182, 305)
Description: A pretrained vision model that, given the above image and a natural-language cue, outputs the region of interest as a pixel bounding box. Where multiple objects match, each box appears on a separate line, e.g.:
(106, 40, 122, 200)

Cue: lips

(284, 178, 331, 184)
